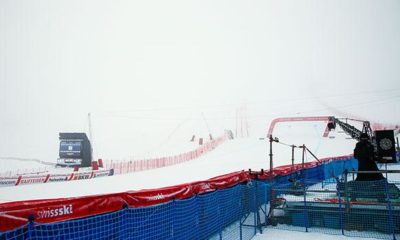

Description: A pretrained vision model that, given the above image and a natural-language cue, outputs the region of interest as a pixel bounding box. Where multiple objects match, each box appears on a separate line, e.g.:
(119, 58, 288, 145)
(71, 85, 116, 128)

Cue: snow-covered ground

(253, 229, 366, 240)
(1, 120, 397, 240)
(0, 121, 357, 202)
(0, 158, 51, 177)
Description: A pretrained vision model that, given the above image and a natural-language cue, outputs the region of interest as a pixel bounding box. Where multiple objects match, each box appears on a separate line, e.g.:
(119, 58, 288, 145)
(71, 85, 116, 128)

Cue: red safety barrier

(92, 161, 99, 171)
(0, 170, 249, 232)
(108, 135, 227, 175)
(98, 159, 104, 168)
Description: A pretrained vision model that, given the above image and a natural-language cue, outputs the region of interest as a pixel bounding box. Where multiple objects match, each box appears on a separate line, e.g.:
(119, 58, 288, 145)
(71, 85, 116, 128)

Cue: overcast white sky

(1, 0, 399, 162)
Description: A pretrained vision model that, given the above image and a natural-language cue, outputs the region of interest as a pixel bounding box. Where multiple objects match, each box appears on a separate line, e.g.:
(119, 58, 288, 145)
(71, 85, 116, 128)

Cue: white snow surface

(1, 121, 396, 240)
(0, 122, 357, 203)
(253, 229, 365, 240)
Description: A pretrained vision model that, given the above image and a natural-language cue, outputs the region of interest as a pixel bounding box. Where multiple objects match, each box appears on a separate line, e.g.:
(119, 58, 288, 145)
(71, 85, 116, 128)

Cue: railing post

(344, 170, 349, 209)
(120, 203, 128, 239)
(336, 177, 345, 235)
(383, 180, 396, 240)
(264, 182, 268, 230)
(218, 191, 223, 240)
(171, 198, 176, 240)
(253, 183, 257, 235)
(240, 218, 243, 240)
(27, 213, 34, 239)
(239, 185, 243, 240)
(255, 180, 262, 234)
(301, 145, 309, 232)
(265, 136, 277, 230)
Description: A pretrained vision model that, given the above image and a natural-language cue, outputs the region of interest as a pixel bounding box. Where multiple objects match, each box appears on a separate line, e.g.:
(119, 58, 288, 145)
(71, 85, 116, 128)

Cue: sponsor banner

(0, 193, 125, 232)
(0, 177, 19, 187)
(93, 170, 112, 178)
(1, 170, 113, 188)
(48, 174, 70, 183)
(70, 170, 111, 180)
(72, 172, 93, 180)
(17, 175, 49, 186)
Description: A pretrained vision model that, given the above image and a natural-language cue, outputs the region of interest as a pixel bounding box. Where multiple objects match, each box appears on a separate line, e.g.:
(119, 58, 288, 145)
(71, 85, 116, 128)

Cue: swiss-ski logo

(37, 205, 73, 219)
(145, 194, 165, 201)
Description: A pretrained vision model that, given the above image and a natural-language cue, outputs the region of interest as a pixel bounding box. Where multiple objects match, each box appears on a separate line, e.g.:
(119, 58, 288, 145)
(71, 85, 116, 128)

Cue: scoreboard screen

(59, 141, 82, 158)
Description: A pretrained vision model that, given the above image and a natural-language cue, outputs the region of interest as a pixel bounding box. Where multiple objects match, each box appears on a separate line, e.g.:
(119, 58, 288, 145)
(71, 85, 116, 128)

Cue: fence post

(171, 198, 176, 239)
(302, 184, 309, 232)
(253, 183, 257, 235)
(255, 180, 262, 234)
(27, 214, 34, 239)
(120, 203, 128, 239)
(383, 180, 396, 240)
(240, 185, 243, 240)
(301, 145, 309, 232)
(240, 218, 243, 240)
(265, 183, 269, 227)
(218, 190, 223, 240)
(336, 177, 345, 235)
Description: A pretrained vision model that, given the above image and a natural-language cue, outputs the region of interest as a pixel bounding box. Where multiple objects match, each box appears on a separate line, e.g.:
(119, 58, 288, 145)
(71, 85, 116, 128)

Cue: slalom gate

(2, 155, 399, 240)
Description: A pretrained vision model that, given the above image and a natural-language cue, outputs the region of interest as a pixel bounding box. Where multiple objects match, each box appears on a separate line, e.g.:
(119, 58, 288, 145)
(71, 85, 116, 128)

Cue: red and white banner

(0, 170, 113, 188)
(0, 177, 19, 187)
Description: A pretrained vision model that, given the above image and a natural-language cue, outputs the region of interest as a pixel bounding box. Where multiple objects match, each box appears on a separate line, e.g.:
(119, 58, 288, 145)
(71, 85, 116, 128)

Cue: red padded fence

(0, 170, 249, 232)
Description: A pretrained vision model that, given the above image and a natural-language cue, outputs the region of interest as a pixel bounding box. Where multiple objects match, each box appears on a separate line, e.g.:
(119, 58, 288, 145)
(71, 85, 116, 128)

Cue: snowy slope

(0, 121, 357, 202)
(1, 120, 396, 240)
(0, 158, 51, 173)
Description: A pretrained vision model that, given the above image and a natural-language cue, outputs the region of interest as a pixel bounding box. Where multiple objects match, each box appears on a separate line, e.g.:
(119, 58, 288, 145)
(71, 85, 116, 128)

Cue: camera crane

(332, 117, 373, 141)
(267, 116, 397, 163)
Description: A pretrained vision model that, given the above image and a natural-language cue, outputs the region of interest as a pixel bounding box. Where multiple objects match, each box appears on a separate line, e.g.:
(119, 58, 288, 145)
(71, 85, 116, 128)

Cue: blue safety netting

(0, 182, 269, 240)
(3, 156, 389, 240)
(270, 157, 400, 240)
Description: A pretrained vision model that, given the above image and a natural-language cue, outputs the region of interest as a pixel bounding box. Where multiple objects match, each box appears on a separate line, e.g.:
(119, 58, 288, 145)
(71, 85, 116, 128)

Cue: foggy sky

(1, 0, 399, 162)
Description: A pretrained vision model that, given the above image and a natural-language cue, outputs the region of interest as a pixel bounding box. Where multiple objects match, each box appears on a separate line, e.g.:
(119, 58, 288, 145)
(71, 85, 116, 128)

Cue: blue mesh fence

(4, 157, 397, 240)
(31, 209, 125, 240)
(270, 158, 400, 240)
(0, 224, 29, 240)
(0, 181, 269, 240)
(171, 197, 199, 240)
